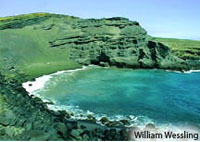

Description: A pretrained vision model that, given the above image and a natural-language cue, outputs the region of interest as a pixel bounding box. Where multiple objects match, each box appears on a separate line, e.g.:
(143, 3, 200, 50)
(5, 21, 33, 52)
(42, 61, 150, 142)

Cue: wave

(183, 70, 200, 74)
(22, 65, 200, 135)
(46, 102, 199, 136)
(46, 101, 153, 127)
(22, 65, 97, 95)
(165, 69, 200, 74)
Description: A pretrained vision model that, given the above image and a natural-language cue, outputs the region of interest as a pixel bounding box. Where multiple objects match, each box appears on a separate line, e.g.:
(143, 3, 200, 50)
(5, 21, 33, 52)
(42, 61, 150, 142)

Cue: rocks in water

(0, 70, 133, 141)
(1, 13, 191, 141)
(99, 116, 131, 128)
(106, 121, 124, 128)
(44, 100, 54, 105)
(120, 119, 131, 126)
(87, 114, 97, 123)
(100, 117, 109, 124)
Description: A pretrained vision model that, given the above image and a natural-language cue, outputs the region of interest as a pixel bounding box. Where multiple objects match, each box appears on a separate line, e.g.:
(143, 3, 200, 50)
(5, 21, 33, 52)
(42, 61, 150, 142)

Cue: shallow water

(33, 67, 200, 127)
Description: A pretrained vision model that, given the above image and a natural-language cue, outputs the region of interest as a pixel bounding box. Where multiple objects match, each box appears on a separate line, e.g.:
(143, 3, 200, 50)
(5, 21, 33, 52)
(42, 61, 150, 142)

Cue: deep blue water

(35, 67, 200, 127)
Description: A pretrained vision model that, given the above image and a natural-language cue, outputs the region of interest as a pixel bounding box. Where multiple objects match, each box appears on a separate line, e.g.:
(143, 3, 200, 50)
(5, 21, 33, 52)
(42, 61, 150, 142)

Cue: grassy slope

(0, 13, 200, 140)
(1, 13, 200, 76)
(0, 13, 200, 79)
(0, 16, 81, 78)
(153, 37, 200, 60)
(0, 13, 49, 21)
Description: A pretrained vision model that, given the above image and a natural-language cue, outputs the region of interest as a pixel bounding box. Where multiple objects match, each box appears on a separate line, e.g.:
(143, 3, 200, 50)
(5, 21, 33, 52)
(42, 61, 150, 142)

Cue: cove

(25, 66, 200, 128)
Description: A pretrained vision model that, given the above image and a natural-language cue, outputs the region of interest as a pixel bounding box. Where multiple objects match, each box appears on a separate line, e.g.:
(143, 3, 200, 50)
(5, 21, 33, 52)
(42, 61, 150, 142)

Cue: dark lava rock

(66, 120, 78, 130)
(56, 122, 68, 137)
(106, 121, 124, 128)
(70, 129, 84, 139)
(120, 119, 131, 126)
(100, 117, 109, 124)
(87, 114, 97, 123)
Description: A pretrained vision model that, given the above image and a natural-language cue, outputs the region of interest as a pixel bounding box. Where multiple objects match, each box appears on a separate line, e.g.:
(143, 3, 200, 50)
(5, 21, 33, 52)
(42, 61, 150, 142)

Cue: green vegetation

(0, 13, 199, 80)
(0, 18, 81, 78)
(0, 95, 6, 113)
(1, 13, 188, 79)
(0, 13, 200, 140)
(153, 37, 200, 60)
(0, 13, 49, 21)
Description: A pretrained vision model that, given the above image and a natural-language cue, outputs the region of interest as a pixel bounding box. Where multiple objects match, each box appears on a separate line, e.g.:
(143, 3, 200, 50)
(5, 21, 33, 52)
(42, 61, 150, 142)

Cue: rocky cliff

(48, 15, 189, 70)
(0, 13, 189, 73)
(0, 13, 194, 141)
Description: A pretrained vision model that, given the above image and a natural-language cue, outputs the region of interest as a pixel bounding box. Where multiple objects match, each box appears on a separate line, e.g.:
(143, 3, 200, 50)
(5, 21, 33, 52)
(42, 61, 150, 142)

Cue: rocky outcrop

(47, 16, 189, 71)
(0, 72, 128, 140)
(0, 13, 194, 140)
(0, 13, 190, 70)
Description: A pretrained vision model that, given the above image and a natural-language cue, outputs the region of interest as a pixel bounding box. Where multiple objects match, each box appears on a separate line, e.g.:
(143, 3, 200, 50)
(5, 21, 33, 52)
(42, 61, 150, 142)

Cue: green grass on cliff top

(0, 20, 81, 78)
(0, 13, 200, 79)
(153, 37, 200, 60)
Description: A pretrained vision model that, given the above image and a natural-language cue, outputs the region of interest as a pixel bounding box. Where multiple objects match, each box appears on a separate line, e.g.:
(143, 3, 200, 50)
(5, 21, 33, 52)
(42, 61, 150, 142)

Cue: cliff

(0, 13, 199, 140)
(0, 13, 191, 79)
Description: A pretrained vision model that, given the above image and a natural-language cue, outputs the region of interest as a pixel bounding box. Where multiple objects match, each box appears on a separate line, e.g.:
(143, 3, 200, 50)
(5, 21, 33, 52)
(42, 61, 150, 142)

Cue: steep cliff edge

(0, 13, 189, 78)
(49, 16, 188, 70)
(0, 13, 197, 140)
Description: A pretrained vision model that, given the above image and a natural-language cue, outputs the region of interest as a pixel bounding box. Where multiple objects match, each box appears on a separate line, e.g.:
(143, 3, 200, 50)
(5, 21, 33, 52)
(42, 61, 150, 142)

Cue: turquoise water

(35, 67, 200, 127)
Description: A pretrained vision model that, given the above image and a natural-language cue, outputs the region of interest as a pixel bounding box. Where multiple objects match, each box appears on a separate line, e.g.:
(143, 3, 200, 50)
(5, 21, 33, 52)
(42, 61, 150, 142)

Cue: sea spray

(22, 65, 93, 94)
(22, 67, 200, 137)
(166, 69, 200, 74)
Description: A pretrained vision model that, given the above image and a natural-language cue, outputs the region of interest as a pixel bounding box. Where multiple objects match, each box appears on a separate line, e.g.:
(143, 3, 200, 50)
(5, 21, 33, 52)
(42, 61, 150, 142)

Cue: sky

(1, 0, 200, 40)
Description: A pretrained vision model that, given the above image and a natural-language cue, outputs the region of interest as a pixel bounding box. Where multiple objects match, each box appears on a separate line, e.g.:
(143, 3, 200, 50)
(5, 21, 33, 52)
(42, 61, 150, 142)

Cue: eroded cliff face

(0, 13, 189, 71)
(47, 16, 189, 70)
(0, 13, 193, 141)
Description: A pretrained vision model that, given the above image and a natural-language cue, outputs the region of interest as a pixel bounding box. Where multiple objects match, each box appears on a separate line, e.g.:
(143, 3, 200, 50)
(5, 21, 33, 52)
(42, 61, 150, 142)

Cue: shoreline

(23, 66, 200, 95)
(22, 66, 200, 132)
(22, 65, 90, 95)
(165, 69, 200, 74)
(22, 66, 200, 106)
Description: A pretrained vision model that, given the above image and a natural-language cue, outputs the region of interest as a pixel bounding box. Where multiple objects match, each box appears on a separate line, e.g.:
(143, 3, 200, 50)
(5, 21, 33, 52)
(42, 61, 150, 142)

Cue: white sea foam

(166, 69, 200, 74)
(22, 75, 52, 95)
(46, 103, 199, 135)
(183, 70, 200, 74)
(22, 65, 200, 135)
(22, 65, 92, 95)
